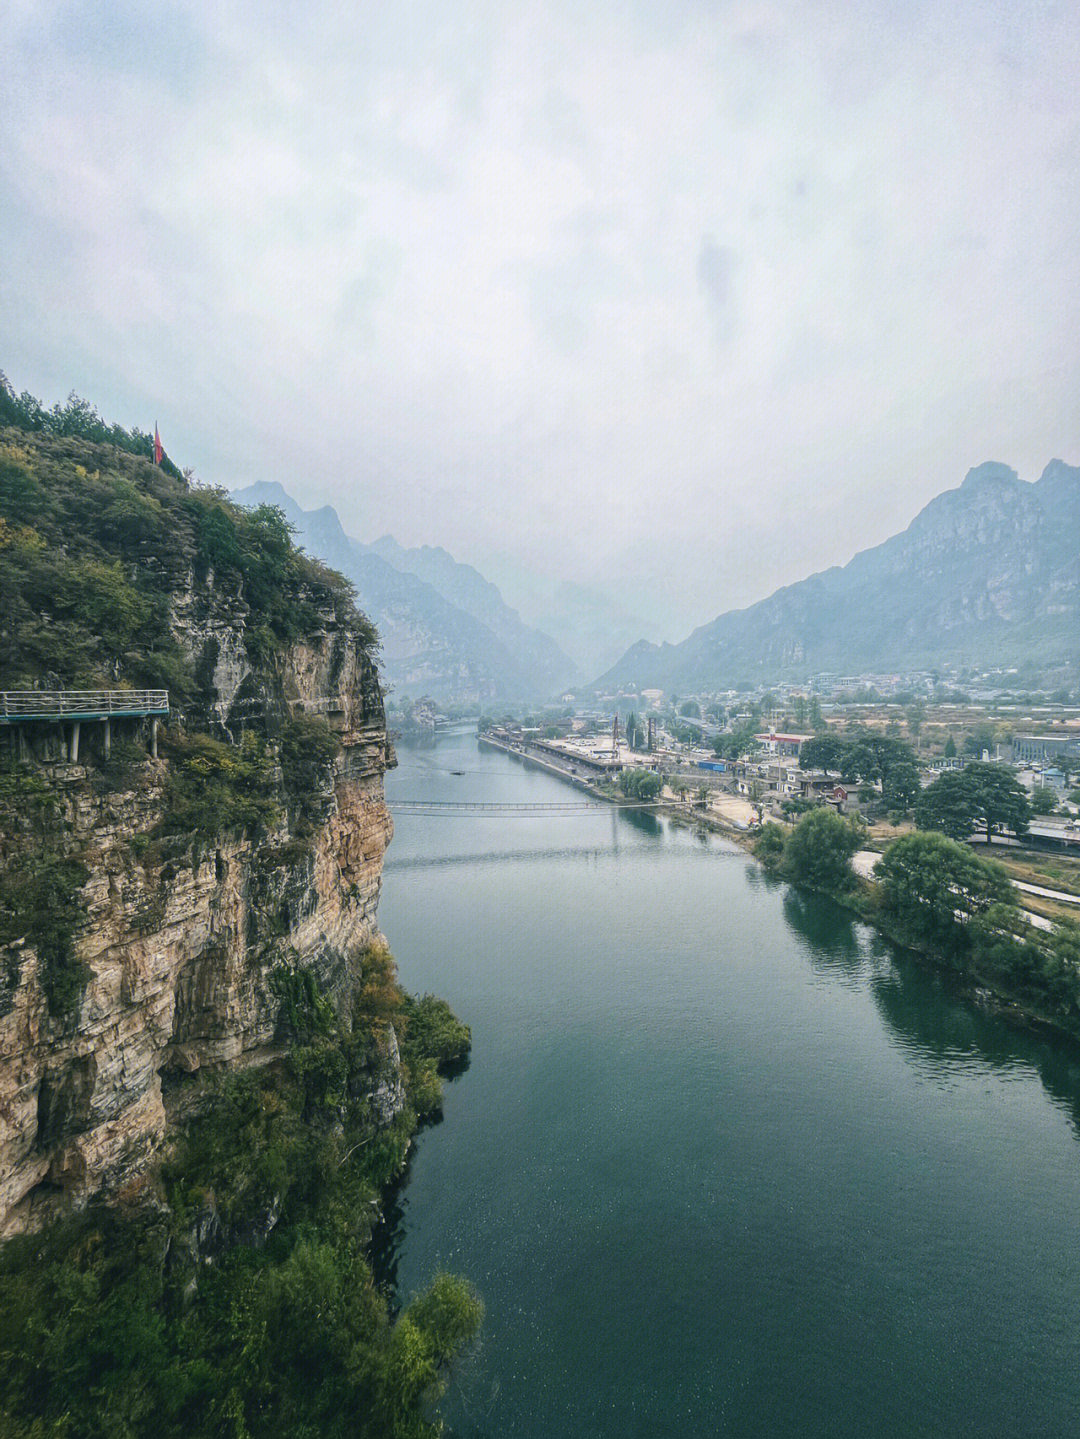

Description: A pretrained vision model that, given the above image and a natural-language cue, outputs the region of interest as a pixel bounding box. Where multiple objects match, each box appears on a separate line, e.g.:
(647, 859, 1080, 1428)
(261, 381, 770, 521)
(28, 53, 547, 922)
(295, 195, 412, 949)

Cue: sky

(2, 0, 1078, 642)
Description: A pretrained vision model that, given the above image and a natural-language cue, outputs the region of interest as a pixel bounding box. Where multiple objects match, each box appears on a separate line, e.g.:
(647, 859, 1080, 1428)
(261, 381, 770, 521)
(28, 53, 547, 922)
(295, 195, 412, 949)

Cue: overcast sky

(3, 0, 1078, 639)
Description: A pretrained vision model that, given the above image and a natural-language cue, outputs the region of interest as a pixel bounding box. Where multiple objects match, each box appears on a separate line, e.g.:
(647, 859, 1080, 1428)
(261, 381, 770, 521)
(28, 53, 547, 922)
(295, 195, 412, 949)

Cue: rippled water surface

(377, 732, 1080, 1438)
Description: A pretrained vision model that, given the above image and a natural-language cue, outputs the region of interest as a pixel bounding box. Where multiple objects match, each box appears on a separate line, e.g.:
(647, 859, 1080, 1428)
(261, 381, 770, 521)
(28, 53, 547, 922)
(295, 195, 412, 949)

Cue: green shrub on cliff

(0, 399, 375, 695)
(0, 953, 481, 1439)
(0, 761, 90, 1016)
(278, 715, 342, 836)
(158, 729, 279, 841)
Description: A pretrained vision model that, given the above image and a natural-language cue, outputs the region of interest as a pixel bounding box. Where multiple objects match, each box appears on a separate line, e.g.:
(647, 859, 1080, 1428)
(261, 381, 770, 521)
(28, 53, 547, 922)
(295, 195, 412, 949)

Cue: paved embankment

(477, 733, 752, 841)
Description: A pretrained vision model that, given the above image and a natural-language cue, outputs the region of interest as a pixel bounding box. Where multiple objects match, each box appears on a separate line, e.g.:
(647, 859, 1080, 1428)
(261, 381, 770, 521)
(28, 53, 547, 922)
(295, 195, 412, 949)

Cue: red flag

(153, 423, 163, 466)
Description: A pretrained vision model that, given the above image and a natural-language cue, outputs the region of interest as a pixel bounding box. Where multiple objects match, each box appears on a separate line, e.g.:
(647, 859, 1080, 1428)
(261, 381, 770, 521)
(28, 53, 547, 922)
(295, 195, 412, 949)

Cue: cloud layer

(3, 0, 1078, 638)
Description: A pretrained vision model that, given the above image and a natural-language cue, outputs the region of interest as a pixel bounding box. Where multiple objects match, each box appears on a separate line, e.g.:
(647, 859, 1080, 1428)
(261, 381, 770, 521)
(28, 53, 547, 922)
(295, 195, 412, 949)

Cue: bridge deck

(0, 690, 170, 723)
(391, 799, 661, 814)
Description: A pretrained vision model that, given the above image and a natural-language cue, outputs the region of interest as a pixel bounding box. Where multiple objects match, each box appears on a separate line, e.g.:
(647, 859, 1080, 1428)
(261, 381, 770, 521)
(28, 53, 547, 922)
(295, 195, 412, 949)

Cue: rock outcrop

(0, 578, 395, 1236)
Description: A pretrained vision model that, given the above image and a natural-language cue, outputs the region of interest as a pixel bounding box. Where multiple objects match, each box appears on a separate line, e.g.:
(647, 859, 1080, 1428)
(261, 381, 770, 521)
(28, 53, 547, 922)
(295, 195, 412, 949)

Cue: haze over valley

(2, 2, 1080, 1437)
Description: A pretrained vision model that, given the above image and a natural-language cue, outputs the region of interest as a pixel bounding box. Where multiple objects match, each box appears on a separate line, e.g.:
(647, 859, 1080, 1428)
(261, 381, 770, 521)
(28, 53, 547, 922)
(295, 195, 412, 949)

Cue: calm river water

(377, 731, 1080, 1437)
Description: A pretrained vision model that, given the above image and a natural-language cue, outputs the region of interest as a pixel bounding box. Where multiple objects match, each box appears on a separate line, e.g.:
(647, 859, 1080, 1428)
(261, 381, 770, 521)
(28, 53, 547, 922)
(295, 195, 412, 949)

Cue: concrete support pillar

(150, 717, 158, 759)
(103, 718, 111, 760)
(69, 721, 81, 764)
(17, 728, 27, 762)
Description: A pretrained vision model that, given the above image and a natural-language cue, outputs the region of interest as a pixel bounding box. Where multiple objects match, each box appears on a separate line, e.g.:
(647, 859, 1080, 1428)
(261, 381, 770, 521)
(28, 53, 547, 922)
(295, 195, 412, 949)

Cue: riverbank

(484, 730, 1078, 1043)
(478, 731, 755, 842)
(382, 728, 1080, 1439)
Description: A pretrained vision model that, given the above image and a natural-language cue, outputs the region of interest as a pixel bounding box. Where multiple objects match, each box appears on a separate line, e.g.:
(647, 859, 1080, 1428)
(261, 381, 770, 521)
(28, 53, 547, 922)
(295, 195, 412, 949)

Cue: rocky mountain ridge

(231, 482, 577, 702)
(593, 460, 1080, 691)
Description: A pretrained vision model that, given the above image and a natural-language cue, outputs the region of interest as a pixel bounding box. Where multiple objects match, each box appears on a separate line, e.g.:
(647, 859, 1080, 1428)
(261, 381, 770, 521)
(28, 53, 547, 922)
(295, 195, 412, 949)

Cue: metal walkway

(0, 690, 170, 723)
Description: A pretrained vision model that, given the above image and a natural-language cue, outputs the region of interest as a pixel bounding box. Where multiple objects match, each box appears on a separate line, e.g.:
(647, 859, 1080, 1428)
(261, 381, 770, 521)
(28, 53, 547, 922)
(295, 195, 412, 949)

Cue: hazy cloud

(697, 237, 738, 346)
(1, 0, 1078, 641)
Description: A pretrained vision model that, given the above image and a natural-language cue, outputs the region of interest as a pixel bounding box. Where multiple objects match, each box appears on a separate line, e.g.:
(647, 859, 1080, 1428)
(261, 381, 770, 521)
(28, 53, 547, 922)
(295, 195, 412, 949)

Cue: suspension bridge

(390, 799, 661, 816)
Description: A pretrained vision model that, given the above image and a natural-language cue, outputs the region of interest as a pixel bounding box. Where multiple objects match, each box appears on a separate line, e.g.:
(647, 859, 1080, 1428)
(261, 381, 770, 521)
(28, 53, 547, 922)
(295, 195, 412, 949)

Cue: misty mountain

(592, 461, 1080, 692)
(229, 483, 575, 704)
(470, 559, 661, 678)
(363, 535, 574, 695)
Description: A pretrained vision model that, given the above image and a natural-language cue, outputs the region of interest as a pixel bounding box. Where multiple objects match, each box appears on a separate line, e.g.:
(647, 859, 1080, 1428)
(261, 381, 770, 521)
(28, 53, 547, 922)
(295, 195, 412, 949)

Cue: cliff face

(0, 573, 395, 1237)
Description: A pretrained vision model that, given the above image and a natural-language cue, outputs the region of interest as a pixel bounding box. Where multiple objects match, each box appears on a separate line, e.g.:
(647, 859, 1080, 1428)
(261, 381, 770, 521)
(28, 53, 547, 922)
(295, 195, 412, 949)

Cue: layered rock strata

(0, 599, 395, 1236)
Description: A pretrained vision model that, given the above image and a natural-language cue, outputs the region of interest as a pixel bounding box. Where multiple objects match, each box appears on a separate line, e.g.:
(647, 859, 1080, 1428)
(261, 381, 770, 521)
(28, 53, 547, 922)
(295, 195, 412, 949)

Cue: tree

(781, 807, 861, 893)
(755, 821, 787, 872)
(916, 770, 977, 841)
(747, 780, 765, 824)
(1029, 786, 1058, 816)
(964, 762, 1029, 845)
(618, 768, 661, 801)
(877, 830, 1016, 958)
(906, 701, 926, 746)
(882, 761, 921, 812)
(963, 724, 996, 758)
(679, 700, 700, 718)
(799, 735, 847, 773)
(943, 734, 957, 758)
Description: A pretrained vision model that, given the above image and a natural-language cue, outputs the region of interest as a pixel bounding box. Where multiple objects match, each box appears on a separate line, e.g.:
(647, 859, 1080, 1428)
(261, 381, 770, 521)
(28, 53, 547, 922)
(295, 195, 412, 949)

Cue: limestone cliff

(0, 429, 398, 1235)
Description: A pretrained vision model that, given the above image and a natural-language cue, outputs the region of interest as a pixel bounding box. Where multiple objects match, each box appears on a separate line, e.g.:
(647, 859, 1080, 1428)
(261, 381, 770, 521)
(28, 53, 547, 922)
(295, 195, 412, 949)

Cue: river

(377, 730, 1080, 1437)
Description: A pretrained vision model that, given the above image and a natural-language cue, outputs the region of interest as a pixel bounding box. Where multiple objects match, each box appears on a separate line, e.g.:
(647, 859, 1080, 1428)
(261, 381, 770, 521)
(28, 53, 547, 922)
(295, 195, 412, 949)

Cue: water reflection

(868, 953, 1080, 1132)
(775, 878, 1080, 1134)
(780, 886, 866, 977)
(617, 807, 662, 839)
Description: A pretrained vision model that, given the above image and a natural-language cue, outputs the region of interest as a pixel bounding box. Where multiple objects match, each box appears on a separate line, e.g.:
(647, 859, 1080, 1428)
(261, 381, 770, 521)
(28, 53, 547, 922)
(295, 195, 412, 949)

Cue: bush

(754, 822, 787, 873)
(781, 807, 861, 894)
(158, 728, 279, 842)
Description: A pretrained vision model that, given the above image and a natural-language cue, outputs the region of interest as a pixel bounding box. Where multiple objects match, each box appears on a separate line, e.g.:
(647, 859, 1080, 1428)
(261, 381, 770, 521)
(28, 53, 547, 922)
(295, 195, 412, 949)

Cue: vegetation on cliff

(0, 948, 479, 1439)
(0, 385, 480, 1434)
(0, 378, 375, 699)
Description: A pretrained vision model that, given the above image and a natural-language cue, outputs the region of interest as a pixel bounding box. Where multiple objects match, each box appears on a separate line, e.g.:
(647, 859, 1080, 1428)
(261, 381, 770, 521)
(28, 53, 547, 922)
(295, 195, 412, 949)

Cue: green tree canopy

(882, 760, 921, 812)
(781, 807, 861, 893)
(964, 762, 1030, 845)
(916, 769, 978, 841)
(877, 830, 1016, 957)
(618, 767, 662, 801)
(1029, 787, 1058, 816)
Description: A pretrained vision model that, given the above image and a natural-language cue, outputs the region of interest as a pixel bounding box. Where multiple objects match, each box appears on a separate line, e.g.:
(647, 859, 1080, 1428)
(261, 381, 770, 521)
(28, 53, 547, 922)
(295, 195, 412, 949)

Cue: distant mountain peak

(592, 459, 1078, 690)
(230, 483, 576, 702)
(960, 461, 1020, 489)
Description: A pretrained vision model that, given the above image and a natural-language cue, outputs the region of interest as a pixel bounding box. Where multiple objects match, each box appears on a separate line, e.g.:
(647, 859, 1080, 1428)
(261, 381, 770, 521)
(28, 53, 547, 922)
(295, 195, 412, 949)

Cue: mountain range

(591, 460, 1080, 692)
(229, 483, 576, 703)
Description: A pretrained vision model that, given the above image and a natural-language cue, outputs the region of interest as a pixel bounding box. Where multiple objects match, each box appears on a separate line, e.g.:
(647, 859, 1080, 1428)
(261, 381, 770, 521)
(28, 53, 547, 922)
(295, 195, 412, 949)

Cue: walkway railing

(0, 690, 170, 722)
